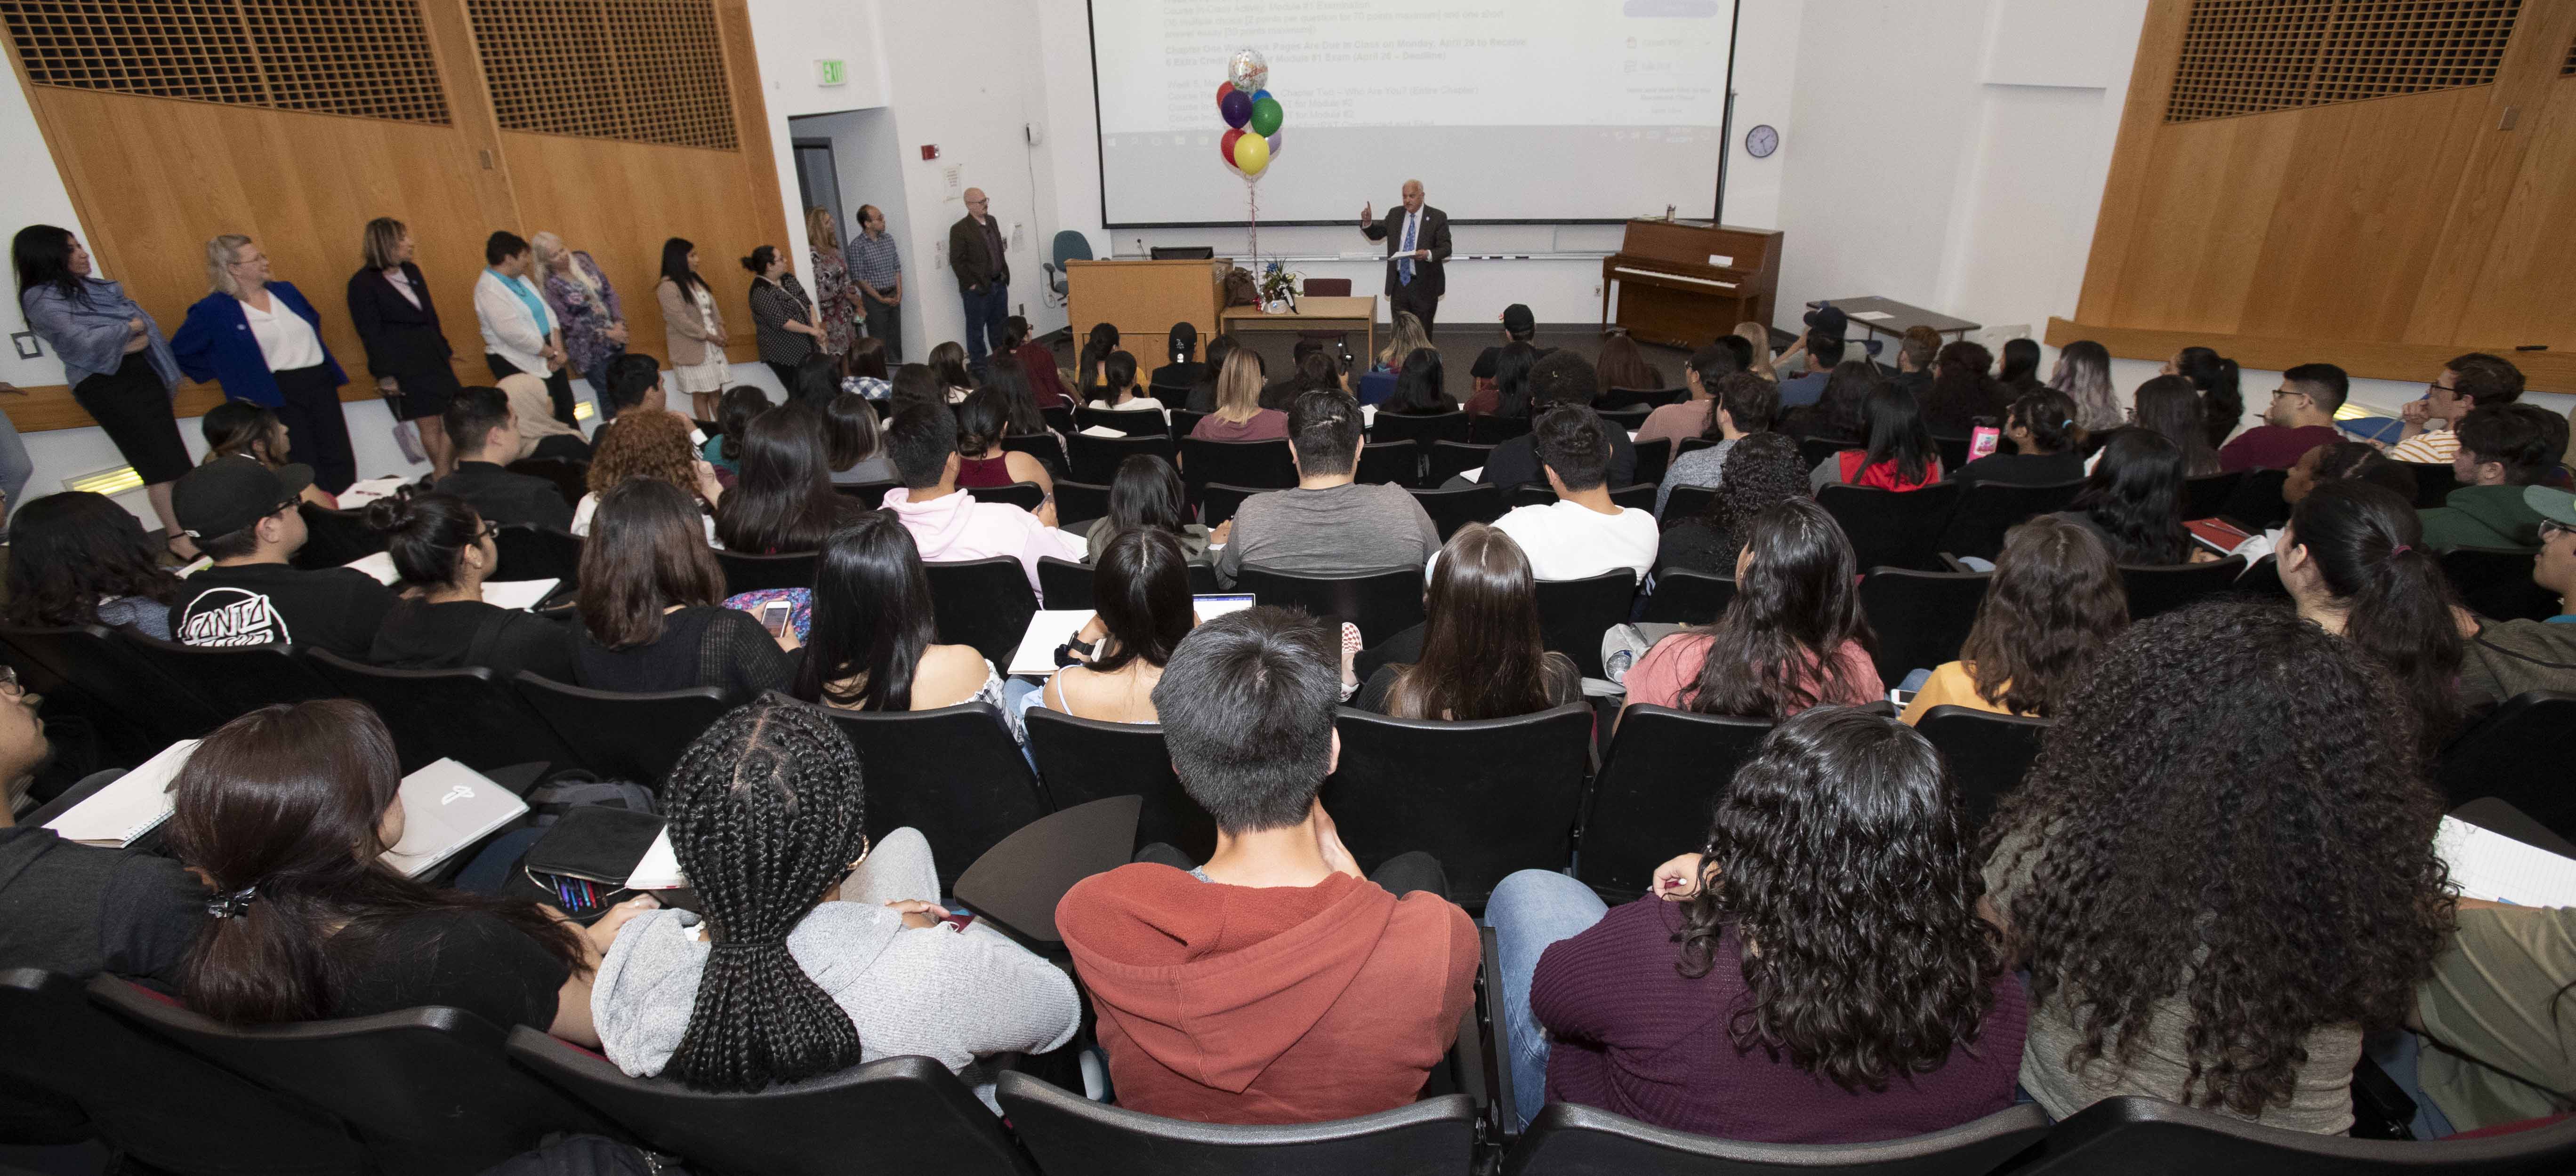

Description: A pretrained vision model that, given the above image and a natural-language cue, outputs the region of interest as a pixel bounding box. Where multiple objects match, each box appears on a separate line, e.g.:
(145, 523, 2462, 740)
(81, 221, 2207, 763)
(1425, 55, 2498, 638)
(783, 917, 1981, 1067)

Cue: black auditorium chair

(1426, 440, 1497, 487)
(1052, 478, 1111, 527)
(1930, 434, 1972, 474)
(2119, 556, 2245, 622)
(1168, 408, 1209, 440)
(1595, 405, 1650, 434)
(1631, 437, 1672, 488)
(2235, 554, 2289, 599)
(968, 481, 1047, 512)
(823, 704, 1053, 892)
(1235, 565, 1426, 645)
(1857, 568, 1990, 688)
(2443, 546, 2559, 623)
(1003, 431, 1068, 475)
(924, 557, 1038, 670)
(507, 456, 590, 507)
(1371, 409, 1470, 449)
(1354, 438, 1419, 487)
(290, 504, 386, 570)
(2181, 471, 2246, 521)
(511, 674, 729, 788)
(1798, 436, 1855, 471)
(0, 624, 224, 747)
(1608, 484, 1656, 513)
(89, 976, 607, 1176)
(1199, 483, 1263, 531)
(1660, 483, 1716, 526)
(1179, 438, 1298, 499)
(1639, 569, 1735, 624)
(1502, 1101, 2052, 1176)
(2436, 691, 2576, 840)
(1320, 703, 1594, 905)
(714, 549, 818, 597)
(1040, 404, 1074, 437)
(832, 480, 898, 510)
(1073, 405, 1170, 439)
(509, 1032, 1035, 1176)
(1469, 414, 1532, 445)
(2225, 467, 2292, 529)
(1576, 705, 1769, 896)
(1535, 571, 1638, 678)
(1068, 432, 1175, 484)
(119, 633, 338, 720)
(2012, 1093, 2576, 1176)
(1509, 484, 1556, 510)
(1025, 709, 1213, 862)
(0, 968, 367, 1176)
(1934, 479, 2084, 564)
(1819, 482, 1963, 572)
(2401, 462, 2459, 510)
(1409, 483, 1505, 541)
(998, 1071, 1474, 1176)
(1036, 555, 1095, 609)
(308, 652, 580, 775)
(1676, 437, 1718, 458)
(1597, 386, 1683, 411)
(492, 523, 582, 585)
(1913, 705, 2051, 834)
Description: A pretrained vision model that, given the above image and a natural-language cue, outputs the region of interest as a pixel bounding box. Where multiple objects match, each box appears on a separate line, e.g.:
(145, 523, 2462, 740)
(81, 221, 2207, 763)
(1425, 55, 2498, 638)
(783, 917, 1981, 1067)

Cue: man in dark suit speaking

(1360, 179, 1451, 332)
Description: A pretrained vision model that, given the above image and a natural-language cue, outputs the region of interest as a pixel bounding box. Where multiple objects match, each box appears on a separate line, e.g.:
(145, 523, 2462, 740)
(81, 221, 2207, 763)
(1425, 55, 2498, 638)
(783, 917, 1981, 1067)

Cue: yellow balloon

(1233, 131, 1270, 176)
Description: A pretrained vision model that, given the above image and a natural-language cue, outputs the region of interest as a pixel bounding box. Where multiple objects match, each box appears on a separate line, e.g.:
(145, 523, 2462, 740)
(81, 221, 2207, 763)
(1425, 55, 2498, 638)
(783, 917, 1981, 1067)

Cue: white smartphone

(758, 600, 791, 639)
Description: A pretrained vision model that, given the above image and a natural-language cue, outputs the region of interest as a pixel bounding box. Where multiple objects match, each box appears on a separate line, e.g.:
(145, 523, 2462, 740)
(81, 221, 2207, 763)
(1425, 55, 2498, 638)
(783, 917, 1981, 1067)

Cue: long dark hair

(2069, 427, 2190, 565)
(1922, 341, 1998, 433)
(1677, 707, 2003, 1091)
(888, 363, 944, 416)
(1960, 516, 2127, 717)
(1, 491, 181, 628)
(980, 353, 1050, 436)
(11, 224, 84, 308)
(1166, 321, 1199, 365)
(660, 699, 868, 1092)
(1860, 381, 1938, 486)
(201, 401, 287, 466)
(1803, 361, 1878, 443)
(1104, 455, 1189, 539)
(955, 387, 1013, 456)
(713, 386, 771, 464)
(1088, 528, 1192, 674)
(794, 512, 937, 711)
(1997, 337, 2043, 390)
(579, 480, 726, 649)
(1077, 323, 1120, 395)
(364, 490, 484, 590)
(1491, 342, 1538, 418)
(660, 237, 707, 297)
(788, 354, 839, 410)
(1593, 330, 1663, 393)
(1098, 351, 1139, 403)
(1696, 432, 1809, 561)
(716, 404, 847, 554)
(1683, 499, 1875, 719)
(2288, 480, 2464, 749)
(926, 342, 974, 392)
(2132, 375, 2221, 477)
(1389, 523, 1558, 721)
(1984, 600, 2451, 1115)
(169, 701, 583, 1025)
(822, 392, 883, 472)
(2174, 346, 2242, 448)
(1389, 347, 1450, 413)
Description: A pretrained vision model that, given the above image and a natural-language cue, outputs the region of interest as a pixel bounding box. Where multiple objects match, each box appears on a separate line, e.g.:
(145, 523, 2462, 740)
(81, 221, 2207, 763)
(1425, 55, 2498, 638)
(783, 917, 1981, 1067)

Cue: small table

(1806, 296, 1981, 347)
(1221, 295, 1377, 366)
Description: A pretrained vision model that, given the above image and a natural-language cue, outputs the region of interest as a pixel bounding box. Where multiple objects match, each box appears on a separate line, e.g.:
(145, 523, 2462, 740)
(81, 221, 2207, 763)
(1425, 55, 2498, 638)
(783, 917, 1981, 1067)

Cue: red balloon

(1220, 128, 1246, 165)
(1215, 80, 1236, 111)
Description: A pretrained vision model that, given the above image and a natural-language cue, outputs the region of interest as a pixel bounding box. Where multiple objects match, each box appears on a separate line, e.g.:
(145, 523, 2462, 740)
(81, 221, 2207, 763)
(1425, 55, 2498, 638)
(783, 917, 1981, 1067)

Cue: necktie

(1399, 212, 1417, 286)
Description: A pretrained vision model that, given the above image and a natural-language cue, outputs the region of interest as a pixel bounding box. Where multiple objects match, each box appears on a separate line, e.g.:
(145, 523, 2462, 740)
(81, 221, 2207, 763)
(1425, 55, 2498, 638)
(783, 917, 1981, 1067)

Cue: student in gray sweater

(590, 700, 1078, 1107)
(1216, 390, 1441, 587)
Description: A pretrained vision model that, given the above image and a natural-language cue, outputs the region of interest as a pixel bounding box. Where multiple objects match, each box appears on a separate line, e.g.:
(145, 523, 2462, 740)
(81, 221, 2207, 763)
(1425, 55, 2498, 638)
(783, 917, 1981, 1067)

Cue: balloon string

(1246, 185, 1261, 273)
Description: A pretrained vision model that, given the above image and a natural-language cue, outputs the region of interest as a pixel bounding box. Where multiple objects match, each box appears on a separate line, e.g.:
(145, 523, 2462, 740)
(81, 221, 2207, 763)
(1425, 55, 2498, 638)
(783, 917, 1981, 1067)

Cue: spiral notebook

(2435, 816, 2576, 908)
(45, 740, 201, 847)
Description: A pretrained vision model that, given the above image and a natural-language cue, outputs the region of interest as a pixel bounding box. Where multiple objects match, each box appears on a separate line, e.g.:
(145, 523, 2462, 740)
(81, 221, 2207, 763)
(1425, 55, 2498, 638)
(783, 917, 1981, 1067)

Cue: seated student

(1919, 341, 2007, 438)
(434, 385, 574, 531)
(1264, 344, 1345, 413)
(1074, 323, 1121, 401)
(2219, 363, 2348, 473)
(1621, 499, 1881, 720)
(1480, 351, 1638, 490)
(1149, 321, 1206, 394)
(1592, 328, 1666, 400)
(929, 341, 977, 403)
(824, 391, 898, 486)
(2280, 480, 2472, 754)
(1379, 346, 1458, 416)
(1189, 348, 1290, 441)
(1216, 391, 1442, 588)
(1, 490, 184, 640)
(879, 404, 1083, 591)
(1079, 455, 1212, 564)
(1996, 336, 2045, 398)
(2421, 404, 2558, 551)
(0, 675, 208, 984)
(2130, 375, 2224, 478)
(1182, 334, 1240, 415)
(572, 480, 797, 702)
(1026, 528, 1195, 725)
(1886, 325, 1940, 401)
(1654, 432, 1808, 579)
(1779, 360, 1877, 448)
(1085, 350, 1163, 416)
(595, 351, 680, 435)
(952, 388, 1055, 493)
(1003, 320, 1074, 411)
(840, 335, 893, 401)
(1489, 707, 2027, 1139)
(1479, 405, 1658, 582)
(1634, 338, 1744, 447)
(2409, 894, 2576, 1135)
(2050, 427, 2204, 565)
(1466, 340, 1539, 419)
(592, 700, 1077, 1101)
(2388, 352, 2525, 466)
(2455, 486, 2576, 715)
(791, 512, 1010, 722)
(1361, 523, 1578, 719)
(1950, 389, 2086, 488)
(1982, 599, 2452, 1132)
(499, 372, 590, 462)
(1811, 380, 1943, 493)
(169, 459, 396, 658)
(1056, 608, 1479, 1125)
(714, 403, 859, 554)
(1774, 312, 1846, 408)
(572, 408, 722, 544)
(1900, 516, 2125, 722)
(364, 491, 575, 681)
(1656, 371, 1779, 516)
(200, 400, 338, 509)
(701, 385, 772, 477)
(2286, 440, 2415, 506)
(888, 362, 948, 417)
(168, 700, 649, 1042)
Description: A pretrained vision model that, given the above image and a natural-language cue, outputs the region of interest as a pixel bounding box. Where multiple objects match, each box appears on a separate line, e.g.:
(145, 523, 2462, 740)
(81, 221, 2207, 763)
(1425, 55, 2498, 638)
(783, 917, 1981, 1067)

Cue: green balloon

(1249, 96, 1283, 137)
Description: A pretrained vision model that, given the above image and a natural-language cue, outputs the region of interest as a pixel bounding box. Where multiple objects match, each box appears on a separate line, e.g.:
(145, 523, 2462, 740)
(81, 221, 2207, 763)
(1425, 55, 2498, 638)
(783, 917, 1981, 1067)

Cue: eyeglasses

(476, 520, 501, 543)
(2543, 520, 2574, 542)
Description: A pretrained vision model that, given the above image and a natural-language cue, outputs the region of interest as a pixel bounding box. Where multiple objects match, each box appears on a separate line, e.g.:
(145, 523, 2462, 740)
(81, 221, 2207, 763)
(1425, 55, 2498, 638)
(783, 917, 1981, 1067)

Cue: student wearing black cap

(1775, 304, 1849, 409)
(167, 458, 395, 658)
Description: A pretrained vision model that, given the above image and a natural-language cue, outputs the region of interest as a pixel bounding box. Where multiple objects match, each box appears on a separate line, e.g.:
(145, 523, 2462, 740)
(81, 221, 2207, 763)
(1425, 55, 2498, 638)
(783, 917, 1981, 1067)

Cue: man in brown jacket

(947, 187, 1010, 371)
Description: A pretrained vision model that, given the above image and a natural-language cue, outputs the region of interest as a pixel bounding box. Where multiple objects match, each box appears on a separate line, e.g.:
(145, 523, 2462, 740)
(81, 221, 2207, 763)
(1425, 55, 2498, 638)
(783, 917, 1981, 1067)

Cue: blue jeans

(960, 282, 1010, 368)
(1486, 868, 1609, 1132)
(0, 407, 31, 526)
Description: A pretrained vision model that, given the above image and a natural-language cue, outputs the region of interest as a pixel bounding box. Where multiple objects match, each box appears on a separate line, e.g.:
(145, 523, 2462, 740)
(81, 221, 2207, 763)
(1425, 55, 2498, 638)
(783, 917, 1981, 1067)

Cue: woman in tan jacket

(657, 237, 729, 420)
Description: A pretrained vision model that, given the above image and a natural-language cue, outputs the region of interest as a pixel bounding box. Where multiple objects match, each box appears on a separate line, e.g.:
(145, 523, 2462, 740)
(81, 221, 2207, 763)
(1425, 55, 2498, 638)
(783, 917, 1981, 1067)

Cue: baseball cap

(174, 457, 314, 540)
(1803, 303, 1849, 341)
(2526, 486, 2576, 529)
(1501, 304, 1536, 337)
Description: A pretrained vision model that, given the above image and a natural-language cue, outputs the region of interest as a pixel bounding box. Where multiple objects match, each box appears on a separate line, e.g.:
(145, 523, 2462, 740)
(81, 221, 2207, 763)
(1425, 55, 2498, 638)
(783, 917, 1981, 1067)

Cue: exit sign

(814, 59, 847, 86)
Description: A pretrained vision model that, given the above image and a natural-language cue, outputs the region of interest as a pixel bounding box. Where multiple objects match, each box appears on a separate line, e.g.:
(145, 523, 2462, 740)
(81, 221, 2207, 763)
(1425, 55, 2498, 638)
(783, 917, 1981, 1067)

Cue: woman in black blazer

(347, 217, 466, 478)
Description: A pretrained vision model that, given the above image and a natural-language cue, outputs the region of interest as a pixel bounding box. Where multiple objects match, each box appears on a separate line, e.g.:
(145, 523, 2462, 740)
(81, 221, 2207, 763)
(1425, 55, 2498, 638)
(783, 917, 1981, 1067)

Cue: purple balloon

(1220, 89, 1253, 129)
(1266, 130, 1284, 160)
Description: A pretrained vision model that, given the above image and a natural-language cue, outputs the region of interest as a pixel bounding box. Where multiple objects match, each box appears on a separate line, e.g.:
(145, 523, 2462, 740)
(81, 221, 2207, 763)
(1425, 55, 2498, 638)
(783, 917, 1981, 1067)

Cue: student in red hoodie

(1055, 607, 1480, 1125)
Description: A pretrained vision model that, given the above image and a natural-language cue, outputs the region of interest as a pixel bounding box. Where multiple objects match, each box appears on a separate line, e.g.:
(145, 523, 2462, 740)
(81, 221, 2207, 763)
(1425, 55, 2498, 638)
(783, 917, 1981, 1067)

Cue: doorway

(791, 138, 846, 240)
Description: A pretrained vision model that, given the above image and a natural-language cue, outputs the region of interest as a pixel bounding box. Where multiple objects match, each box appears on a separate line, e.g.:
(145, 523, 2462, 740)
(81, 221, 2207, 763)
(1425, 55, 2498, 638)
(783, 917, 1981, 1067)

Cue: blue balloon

(1220, 89, 1253, 129)
(1253, 88, 1272, 103)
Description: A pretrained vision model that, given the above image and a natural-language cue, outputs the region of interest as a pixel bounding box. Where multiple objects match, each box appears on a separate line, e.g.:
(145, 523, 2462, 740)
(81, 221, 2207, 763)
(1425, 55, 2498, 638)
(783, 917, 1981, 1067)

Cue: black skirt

(71, 353, 191, 484)
(385, 364, 462, 422)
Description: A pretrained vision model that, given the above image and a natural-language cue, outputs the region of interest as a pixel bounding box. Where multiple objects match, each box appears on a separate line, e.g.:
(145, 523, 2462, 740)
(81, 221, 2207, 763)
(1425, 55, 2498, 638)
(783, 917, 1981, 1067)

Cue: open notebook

(48, 751, 524, 878)
(2435, 816, 2576, 907)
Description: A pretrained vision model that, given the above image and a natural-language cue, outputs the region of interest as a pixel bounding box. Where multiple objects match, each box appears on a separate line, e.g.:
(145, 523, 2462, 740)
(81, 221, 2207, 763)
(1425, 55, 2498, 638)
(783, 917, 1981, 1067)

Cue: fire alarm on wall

(920, 144, 939, 160)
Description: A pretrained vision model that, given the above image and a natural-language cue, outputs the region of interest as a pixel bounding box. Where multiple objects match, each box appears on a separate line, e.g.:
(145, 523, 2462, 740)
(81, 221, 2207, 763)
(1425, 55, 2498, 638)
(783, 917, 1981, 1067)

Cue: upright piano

(1599, 220, 1784, 351)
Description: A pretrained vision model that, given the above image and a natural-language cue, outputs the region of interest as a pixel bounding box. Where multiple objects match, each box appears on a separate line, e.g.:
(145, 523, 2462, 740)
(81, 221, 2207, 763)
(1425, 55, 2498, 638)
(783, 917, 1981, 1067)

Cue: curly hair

(1698, 432, 1808, 559)
(1678, 706, 2004, 1091)
(1682, 498, 1876, 720)
(587, 409, 705, 502)
(1960, 516, 2128, 717)
(1981, 599, 2452, 1116)
(661, 699, 870, 1093)
(2, 491, 182, 629)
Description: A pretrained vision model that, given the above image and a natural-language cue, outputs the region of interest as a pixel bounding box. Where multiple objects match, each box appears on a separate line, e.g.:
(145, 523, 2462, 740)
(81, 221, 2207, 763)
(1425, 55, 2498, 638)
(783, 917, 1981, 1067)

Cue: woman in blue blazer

(171, 233, 356, 493)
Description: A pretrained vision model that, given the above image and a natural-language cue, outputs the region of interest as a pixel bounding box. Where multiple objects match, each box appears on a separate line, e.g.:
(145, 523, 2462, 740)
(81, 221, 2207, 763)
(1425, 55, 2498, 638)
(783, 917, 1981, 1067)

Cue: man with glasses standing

(168, 458, 395, 659)
(1360, 179, 1451, 333)
(947, 187, 1011, 371)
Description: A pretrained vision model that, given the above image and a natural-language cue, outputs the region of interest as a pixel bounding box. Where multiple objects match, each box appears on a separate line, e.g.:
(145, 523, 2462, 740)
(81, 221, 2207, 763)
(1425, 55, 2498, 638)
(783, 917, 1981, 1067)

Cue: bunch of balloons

(1215, 48, 1283, 179)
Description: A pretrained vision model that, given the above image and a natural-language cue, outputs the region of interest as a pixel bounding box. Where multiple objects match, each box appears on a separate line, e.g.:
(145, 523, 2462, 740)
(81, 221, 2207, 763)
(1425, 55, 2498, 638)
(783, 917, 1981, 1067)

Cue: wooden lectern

(1600, 221, 1784, 351)
(1065, 259, 1226, 374)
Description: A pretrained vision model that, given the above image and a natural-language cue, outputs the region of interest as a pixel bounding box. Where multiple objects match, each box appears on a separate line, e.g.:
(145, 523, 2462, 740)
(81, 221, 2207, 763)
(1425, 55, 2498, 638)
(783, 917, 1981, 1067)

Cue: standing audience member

(1636, 340, 1743, 447)
(2165, 345, 2244, 448)
(365, 491, 574, 680)
(591, 700, 1077, 1099)
(168, 459, 394, 658)
(1056, 608, 1478, 1125)
(1981, 599, 2452, 1133)
(1480, 351, 1637, 489)
(14, 224, 191, 550)
(572, 408, 722, 543)
(1919, 341, 2005, 436)
(824, 392, 897, 486)
(742, 245, 821, 391)
(200, 401, 338, 509)
(1360, 523, 1579, 718)
(1655, 433, 1808, 578)
(2419, 404, 2557, 551)
(702, 386, 771, 476)
(948, 187, 1012, 368)
(2051, 428, 2199, 565)
(1951, 389, 2085, 487)
(656, 237, 730, 421)
(2048, 339, 2124, 433)
(471, 231, 574, 429)
(1381, 347, 1454, 416)
(1887, 326, 1940, 400)
(346, 217, 461, 478)
(1482, 405, 1658, 582)
(1149, 322, 1206, 394)
(2388, 352, 2524, 466)
(1622, 499, 1880, 720)
(1489, 707, 2026, 1138)
(1812, 382, 1942, 492)
(802, 208, 861, 358)
(2279, 480, 2469, 753)
(840, 336, 892, 401)
(1777, 361, 1877, 448)
(1657, 371, 1779, 515)
(1900, 516, 2125, 722)
(572, 480, 795, 702)
(952, 388, 1054, 492)
(1191, 348, 1291, 440)
(1216, 391, 1441, 587)
(879, 404, 1082, 591)
(433, 385, 573, 531)
(1592, 330, 1664, 397)
(2456, 486, 2576, 713)
(714, 403, 857, 554)
(844, 204, 905, 362)
(2220, 363, 2348, 472)
(1996, 337, 2045, 398)
(792, 513, 1009, 717)
(175, 233, 358, 493)
(1082, 455, 1212, 564)
(500, 372, 591, 462)
(2132, 375, 2223, 477)
(530, 231, 627, 392)
(1027, 528, 1197, 725)
(1, 490, 184, 640)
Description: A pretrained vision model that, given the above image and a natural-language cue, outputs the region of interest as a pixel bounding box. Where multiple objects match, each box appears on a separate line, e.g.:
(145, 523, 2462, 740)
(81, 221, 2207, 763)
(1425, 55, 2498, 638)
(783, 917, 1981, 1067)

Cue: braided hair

(661, 700, 870, 1092)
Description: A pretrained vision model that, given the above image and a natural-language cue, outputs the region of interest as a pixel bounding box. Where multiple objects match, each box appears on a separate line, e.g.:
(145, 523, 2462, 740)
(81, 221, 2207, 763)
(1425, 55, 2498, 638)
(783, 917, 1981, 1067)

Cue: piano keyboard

(1614, 265, 1737, 291)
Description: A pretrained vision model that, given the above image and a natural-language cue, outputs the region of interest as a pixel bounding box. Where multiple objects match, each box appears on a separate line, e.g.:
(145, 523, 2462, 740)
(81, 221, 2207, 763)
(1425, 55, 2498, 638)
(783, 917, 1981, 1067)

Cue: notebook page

(46, 740, 201, 847)
(2436, 816, 2576, 907)
(625, 827, 688, 890)
(481, 578, 561, 611)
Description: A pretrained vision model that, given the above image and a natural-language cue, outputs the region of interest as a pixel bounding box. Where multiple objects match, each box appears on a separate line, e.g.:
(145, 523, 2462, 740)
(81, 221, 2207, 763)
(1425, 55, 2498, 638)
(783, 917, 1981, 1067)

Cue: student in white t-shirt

(1449, 405, 1658, 583)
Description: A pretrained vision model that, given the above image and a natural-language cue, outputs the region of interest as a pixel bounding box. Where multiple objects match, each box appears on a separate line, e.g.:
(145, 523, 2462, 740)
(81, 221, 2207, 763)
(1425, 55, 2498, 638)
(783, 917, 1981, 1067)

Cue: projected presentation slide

(1091, 0, 1736, 225)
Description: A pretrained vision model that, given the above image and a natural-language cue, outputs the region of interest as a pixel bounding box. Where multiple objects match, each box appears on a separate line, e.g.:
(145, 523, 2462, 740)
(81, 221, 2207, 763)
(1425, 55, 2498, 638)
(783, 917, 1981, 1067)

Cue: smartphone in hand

(1968, 426, 2001, 463)
(758, 600, 791, 639)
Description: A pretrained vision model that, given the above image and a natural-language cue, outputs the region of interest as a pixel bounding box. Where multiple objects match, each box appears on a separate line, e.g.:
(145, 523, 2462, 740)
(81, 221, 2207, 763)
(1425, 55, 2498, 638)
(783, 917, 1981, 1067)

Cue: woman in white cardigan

(474, 230, 575, 427)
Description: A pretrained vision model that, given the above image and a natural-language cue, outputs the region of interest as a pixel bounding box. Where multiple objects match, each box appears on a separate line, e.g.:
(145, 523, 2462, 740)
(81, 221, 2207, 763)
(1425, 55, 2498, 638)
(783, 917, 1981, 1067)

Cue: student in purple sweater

(1487, 706, 2028, 1141)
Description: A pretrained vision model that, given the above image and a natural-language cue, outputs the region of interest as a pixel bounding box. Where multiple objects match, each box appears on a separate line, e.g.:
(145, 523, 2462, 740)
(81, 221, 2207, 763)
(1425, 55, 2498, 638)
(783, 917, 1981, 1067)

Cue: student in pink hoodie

(878, 403, 1084, 591)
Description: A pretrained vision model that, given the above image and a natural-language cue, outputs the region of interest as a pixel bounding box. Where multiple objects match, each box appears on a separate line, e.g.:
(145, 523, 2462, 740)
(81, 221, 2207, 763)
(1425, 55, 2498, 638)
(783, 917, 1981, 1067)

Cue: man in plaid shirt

(844, 204, 905, 363)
